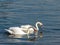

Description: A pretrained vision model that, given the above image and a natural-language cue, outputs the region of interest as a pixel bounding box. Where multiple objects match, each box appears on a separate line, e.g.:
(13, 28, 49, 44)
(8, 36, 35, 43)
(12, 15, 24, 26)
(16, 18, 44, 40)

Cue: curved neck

(35, 22, 43, 30)
(36, 22, 39, 30)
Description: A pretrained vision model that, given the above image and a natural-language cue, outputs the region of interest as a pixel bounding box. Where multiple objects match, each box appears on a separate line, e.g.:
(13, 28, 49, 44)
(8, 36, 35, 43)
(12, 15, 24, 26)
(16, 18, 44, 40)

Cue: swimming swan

(5, 22, 43, 35)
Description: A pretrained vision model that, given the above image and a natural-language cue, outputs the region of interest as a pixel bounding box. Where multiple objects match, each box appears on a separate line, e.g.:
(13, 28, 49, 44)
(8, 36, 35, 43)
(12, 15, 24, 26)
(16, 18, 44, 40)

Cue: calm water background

(0, 0, 60, 45)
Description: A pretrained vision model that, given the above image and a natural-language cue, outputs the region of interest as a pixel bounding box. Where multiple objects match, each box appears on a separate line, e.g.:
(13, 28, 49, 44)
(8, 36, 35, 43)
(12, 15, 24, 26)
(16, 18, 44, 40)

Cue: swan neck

(35, 22, 43, 30)
(36, 23, 39, 30)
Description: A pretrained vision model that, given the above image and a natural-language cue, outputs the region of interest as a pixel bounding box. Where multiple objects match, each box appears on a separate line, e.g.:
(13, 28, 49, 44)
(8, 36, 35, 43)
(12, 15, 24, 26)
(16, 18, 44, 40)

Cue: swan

(20, 22, 43, 33)
(5, 22, 43, 35)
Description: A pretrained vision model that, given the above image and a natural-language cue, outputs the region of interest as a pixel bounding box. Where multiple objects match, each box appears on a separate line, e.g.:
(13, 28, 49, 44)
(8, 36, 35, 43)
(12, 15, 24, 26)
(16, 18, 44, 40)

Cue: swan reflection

(39, 32, 43, 38)
(6, 31, 43, 39)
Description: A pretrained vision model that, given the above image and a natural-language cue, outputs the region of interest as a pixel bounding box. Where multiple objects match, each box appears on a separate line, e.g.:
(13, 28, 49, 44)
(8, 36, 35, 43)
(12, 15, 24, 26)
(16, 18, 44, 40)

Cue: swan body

(5, 22, 43, 35)
(5, 27, 27, 35)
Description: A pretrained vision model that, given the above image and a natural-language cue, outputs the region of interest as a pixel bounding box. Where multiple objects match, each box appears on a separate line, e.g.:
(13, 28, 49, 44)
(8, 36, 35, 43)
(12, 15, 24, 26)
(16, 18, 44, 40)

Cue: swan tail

(5, 29, 13, 34)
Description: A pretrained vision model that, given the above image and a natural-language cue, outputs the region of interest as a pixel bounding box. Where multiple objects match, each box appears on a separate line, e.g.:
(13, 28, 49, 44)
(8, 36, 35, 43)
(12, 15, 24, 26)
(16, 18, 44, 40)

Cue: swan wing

(21, 25, 32, 29)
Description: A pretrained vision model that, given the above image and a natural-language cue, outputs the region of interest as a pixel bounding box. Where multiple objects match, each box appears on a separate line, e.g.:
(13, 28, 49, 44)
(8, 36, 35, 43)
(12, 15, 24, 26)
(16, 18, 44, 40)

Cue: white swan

(5, 22, 43, 35)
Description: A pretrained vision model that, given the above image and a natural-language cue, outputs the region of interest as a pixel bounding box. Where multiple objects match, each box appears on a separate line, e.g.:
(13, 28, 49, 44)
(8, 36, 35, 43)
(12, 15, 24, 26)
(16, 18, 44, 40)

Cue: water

(0, 0, 60, 45)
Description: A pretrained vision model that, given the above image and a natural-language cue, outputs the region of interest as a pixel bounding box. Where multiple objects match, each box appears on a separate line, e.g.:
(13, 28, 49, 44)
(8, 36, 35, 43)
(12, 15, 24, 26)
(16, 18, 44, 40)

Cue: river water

(0, 0, 60, 45)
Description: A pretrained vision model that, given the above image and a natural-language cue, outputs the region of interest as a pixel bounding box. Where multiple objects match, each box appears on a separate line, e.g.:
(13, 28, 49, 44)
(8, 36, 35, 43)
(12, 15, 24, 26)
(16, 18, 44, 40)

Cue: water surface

(0, 0, 60, 45)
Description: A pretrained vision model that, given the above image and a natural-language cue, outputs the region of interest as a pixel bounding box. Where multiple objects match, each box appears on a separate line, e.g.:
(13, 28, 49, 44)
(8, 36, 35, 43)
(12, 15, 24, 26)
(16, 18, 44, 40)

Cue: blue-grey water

(0, 0, 60, 45)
